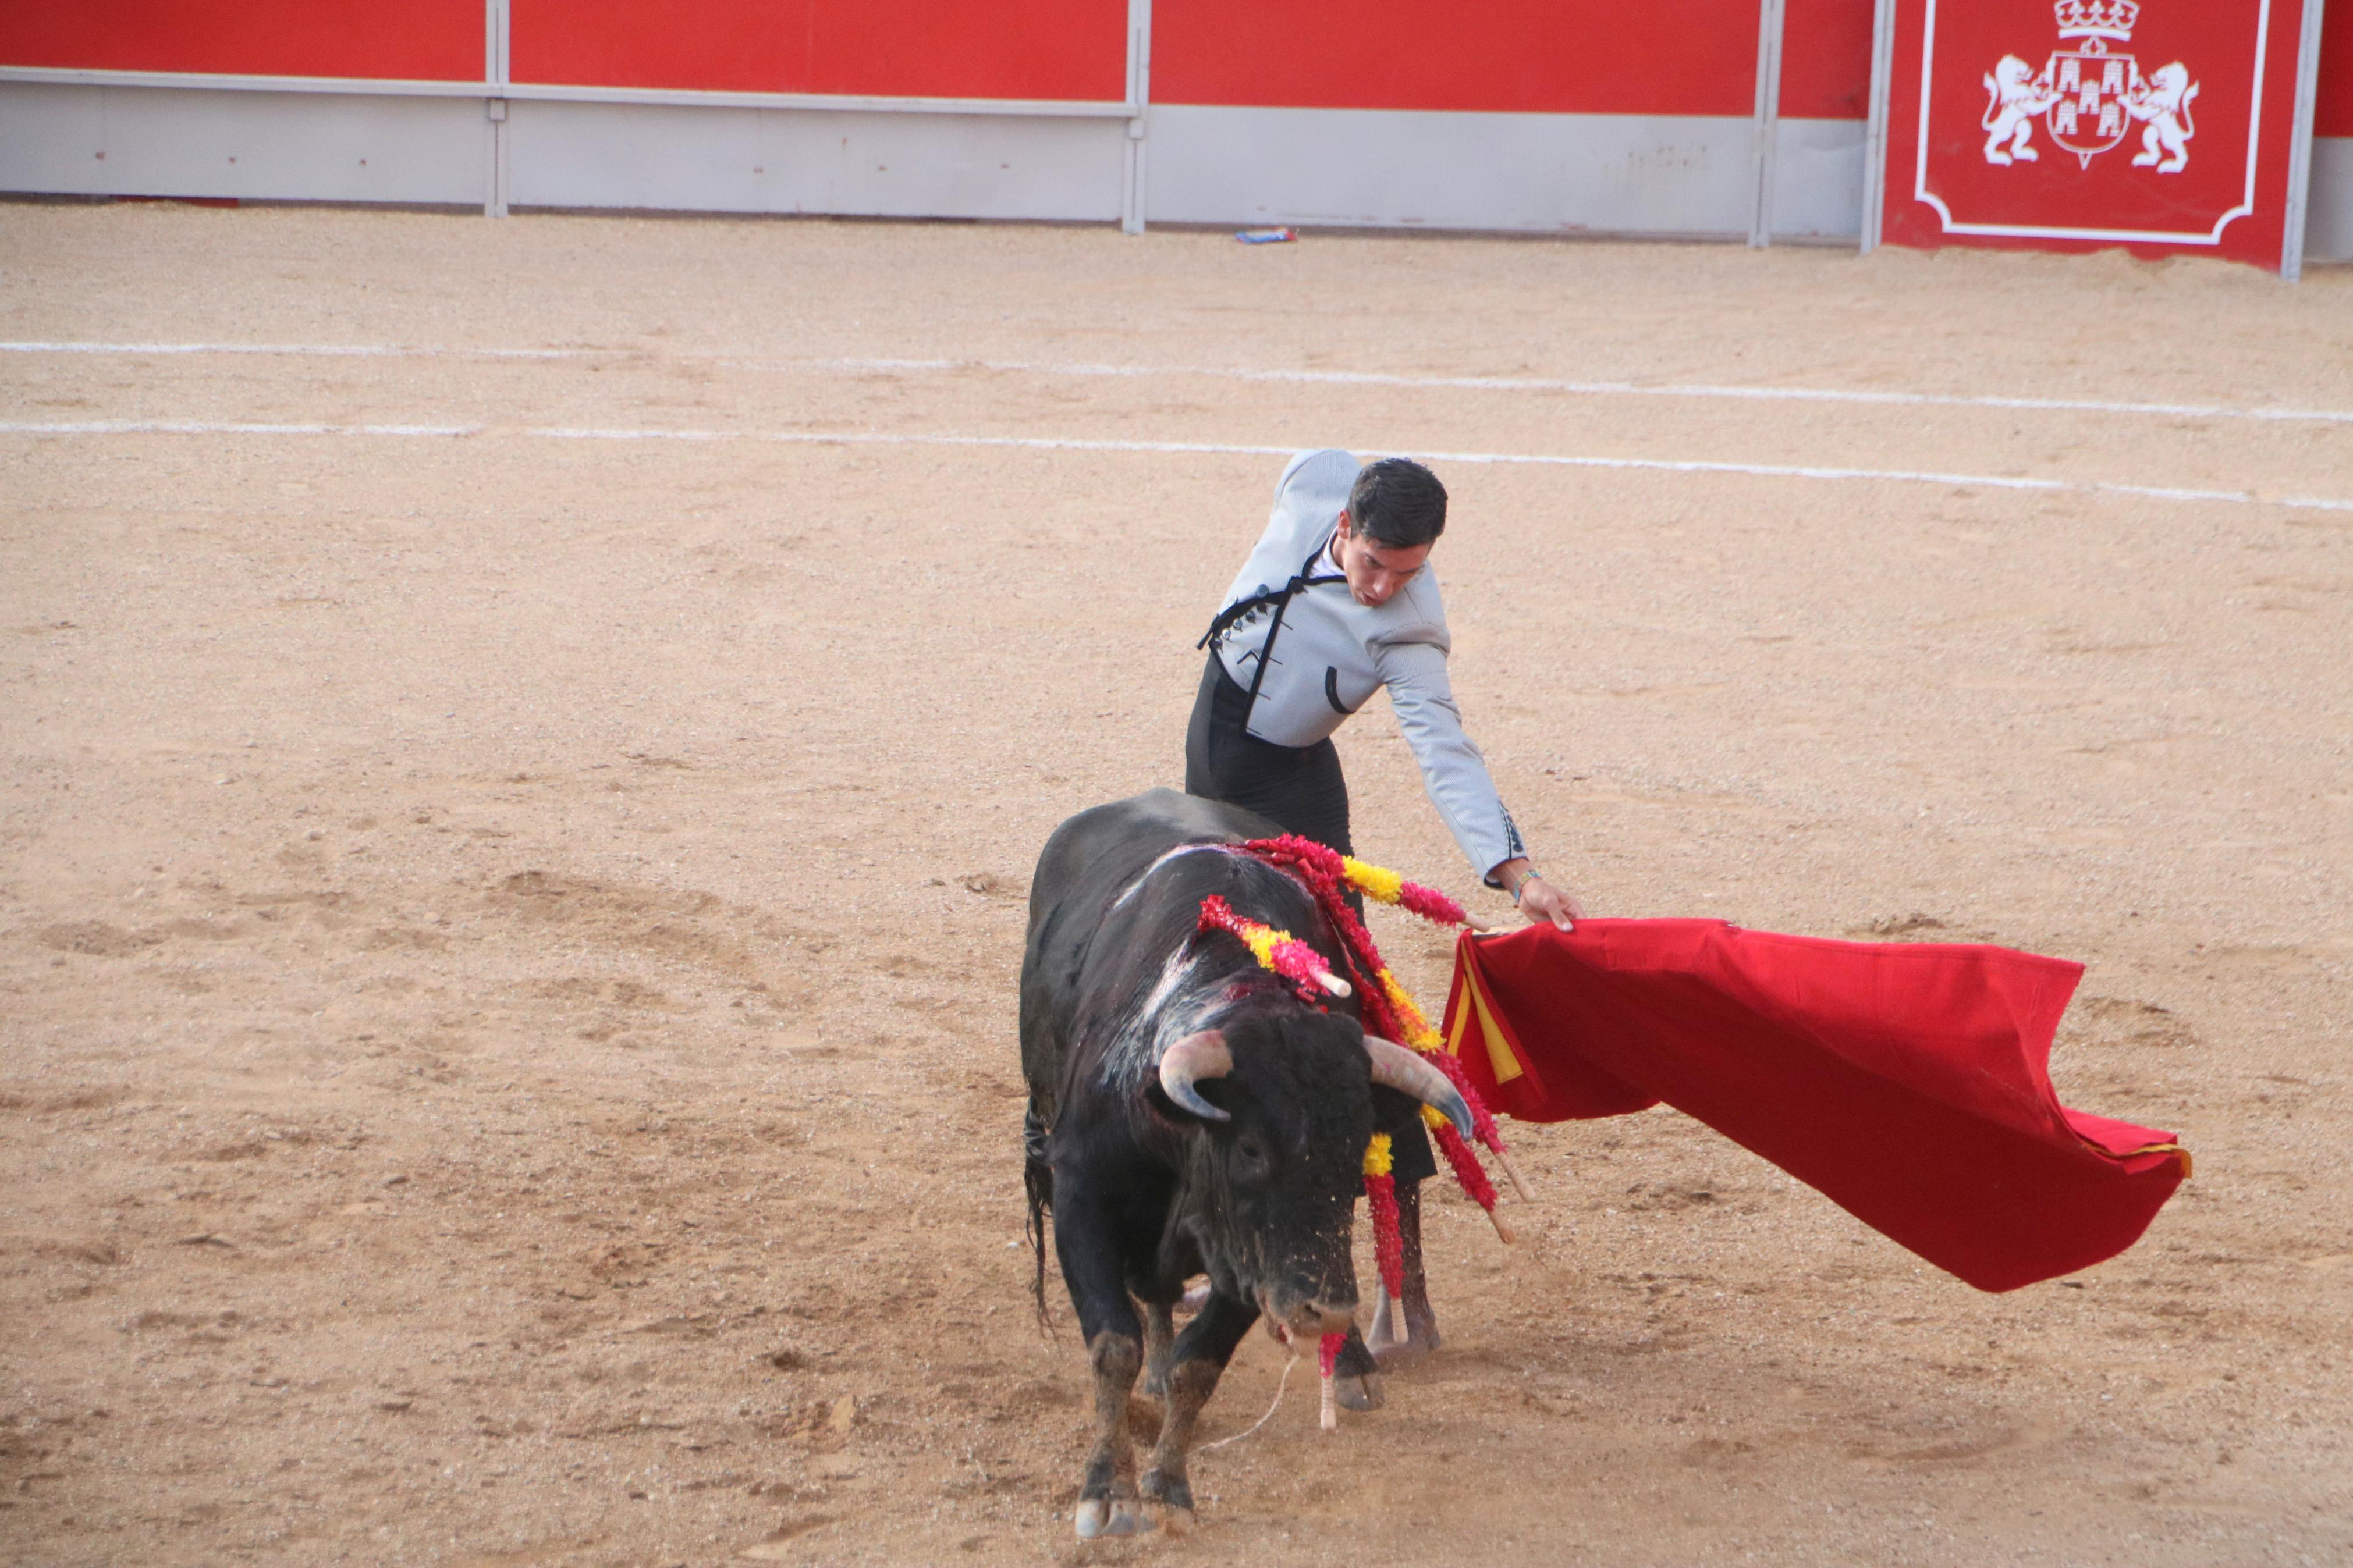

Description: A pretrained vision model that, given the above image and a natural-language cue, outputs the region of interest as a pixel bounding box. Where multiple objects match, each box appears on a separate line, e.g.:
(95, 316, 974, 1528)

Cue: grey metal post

(1122, 0, 1152, 234)
(484, 0, 510, 217)
(1749, 0, 1786, 247)
(1858, 0, 1899, 253)
(2281, 0, 2328, 280)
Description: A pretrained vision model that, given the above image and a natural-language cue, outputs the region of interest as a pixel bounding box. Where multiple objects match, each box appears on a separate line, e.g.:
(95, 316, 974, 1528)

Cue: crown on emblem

(2053, 0, 2137, 41)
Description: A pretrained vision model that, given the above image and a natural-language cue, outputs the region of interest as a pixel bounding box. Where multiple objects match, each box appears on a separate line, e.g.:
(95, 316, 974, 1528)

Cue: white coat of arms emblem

(1981, 0, 2199, 172)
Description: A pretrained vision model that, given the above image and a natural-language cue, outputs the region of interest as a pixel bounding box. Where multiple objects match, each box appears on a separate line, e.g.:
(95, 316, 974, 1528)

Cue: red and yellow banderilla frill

(1197, 839, 1526, 1245)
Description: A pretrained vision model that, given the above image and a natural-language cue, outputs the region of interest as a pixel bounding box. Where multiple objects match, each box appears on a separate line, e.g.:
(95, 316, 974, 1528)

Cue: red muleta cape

(1441, 920, 2189, 1292)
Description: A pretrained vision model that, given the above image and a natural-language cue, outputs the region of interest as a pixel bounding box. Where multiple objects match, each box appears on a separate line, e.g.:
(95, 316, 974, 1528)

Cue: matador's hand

(1515, 875, 1582, 932)
(1492, 858, 1581, 931)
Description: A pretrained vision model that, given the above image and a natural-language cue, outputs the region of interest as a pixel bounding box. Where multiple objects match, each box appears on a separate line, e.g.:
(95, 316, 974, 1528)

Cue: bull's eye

(1234, 1135, 1272, 1181)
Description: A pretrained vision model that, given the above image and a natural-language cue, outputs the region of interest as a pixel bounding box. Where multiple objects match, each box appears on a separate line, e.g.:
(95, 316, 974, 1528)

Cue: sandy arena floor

(2, 205, 2349, 1567)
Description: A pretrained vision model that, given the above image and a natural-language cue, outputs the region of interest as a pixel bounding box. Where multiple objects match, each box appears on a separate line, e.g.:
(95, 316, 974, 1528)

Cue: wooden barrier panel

(509, 0, 1129, 102)
(1149, 0, 1757, 116)
(0, 0, 481, 81)
(1780, 0, 1876, 118)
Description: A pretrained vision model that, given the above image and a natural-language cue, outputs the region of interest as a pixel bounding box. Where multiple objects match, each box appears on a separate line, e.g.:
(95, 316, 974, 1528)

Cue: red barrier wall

(1779, 0, 1874, 119)
(0, 1, 481, 81)
(1150, 0, 1757, 116)
(510, 0, 1127, 101)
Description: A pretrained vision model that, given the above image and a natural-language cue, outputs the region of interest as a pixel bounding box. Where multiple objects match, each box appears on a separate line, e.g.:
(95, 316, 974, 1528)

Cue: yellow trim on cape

(1444, 954, 1523, 1085)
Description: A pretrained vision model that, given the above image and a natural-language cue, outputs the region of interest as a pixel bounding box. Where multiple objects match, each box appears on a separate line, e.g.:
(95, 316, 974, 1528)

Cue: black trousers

(1184, 652, 1354, 856)
(1183, 653, 1438, 1186)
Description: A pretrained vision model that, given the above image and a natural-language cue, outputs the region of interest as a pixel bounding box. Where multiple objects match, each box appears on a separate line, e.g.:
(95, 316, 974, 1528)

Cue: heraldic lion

(1982, 55, 2059, 166)
(2128, 62, 2198, 173)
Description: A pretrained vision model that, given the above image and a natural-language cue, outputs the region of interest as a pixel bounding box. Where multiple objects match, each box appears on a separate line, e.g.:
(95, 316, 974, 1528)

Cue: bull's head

(1150, 1015, 1475, 1341)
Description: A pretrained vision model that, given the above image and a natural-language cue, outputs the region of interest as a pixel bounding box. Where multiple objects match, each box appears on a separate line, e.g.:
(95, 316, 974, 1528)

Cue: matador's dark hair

(1346, 457, 1448, 549)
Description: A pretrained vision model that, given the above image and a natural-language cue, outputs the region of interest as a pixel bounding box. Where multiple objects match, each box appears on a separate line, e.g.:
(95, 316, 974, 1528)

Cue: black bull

(1020, 789, 1471, 1538)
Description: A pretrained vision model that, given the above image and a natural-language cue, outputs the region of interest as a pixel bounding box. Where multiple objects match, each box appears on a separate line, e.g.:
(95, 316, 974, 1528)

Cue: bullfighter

(1185, 447, 1585, 1360)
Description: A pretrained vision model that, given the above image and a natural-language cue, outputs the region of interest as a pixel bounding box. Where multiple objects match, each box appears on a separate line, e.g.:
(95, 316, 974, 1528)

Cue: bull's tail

(1023, 1101, 1055, 1327)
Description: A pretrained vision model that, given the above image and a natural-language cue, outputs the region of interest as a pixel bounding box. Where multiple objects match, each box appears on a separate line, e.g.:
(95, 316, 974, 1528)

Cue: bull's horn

(1360, 1033, 1475, 1141)
(1158, 1029, 1233, 1123)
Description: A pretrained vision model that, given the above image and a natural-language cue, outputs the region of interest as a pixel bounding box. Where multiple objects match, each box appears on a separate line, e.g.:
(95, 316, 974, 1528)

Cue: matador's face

(1329, 513, 1432, 609)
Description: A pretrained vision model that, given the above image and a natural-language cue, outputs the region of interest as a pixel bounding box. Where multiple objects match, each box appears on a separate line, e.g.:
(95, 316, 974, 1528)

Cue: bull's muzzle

(1260, 1286, 1358, 1342)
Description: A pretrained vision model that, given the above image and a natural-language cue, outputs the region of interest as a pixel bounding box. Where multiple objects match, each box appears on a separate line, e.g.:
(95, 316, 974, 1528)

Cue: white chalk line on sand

(5, 339, 2350, 428)
(804, 355, 2353, 429)
(0, 340, 585, 362)
(6, 417, 2350, 515)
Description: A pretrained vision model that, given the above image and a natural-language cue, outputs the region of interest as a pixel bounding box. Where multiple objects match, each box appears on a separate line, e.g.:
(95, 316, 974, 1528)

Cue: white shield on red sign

(2044, 42, 2139, 165)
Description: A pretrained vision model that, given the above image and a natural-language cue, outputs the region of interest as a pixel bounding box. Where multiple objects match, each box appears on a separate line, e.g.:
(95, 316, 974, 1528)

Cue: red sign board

(511, 0, 1127, 102)
(1873, 0, 2324, 270)
(1152, 0, 1757, 116)
(0, 0, 481, 82)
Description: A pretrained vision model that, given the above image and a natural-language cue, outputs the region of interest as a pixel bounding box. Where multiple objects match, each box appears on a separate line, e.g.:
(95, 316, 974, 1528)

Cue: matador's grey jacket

(1206, 448, 1527, 882)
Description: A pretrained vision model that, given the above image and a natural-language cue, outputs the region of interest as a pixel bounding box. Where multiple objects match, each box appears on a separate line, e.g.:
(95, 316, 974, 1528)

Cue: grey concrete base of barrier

(1140, 106, 1862, 241)
(2308, 138, 2353, 264)
(0, 81, 492, 208)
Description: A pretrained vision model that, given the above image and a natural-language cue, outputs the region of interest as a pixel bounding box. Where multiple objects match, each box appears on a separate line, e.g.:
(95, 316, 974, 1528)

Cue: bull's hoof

(1140, 1468, 1193, 1514)
(1074, 1498, 1154, 1539)
(1333, 1369, 1385, 1412)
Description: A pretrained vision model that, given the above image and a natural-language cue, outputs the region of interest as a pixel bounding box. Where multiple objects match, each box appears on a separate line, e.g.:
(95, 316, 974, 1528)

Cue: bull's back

(1019, 790, 1284, 1101)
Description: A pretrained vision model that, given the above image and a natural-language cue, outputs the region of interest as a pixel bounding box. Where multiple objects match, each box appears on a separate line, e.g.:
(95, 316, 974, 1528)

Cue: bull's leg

(1329, 1328, 1385, 1411)
(1400, 1178, 1441, 1347)
(1052, 1182, 1151, 1539)
(1367, 1177, 1441, 1368)
(1140, 1299, 1177, 1402)
(1079, 1331, 1146, 1539)
(1140, 1290, 1258, 1531)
